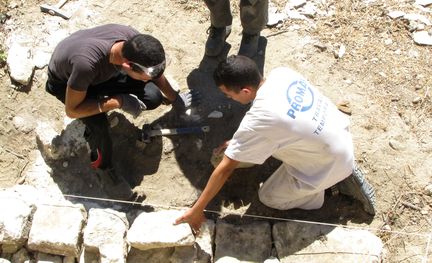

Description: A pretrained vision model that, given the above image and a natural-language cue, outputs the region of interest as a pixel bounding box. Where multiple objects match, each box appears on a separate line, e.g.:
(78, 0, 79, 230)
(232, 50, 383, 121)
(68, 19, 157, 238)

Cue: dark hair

(213, 55, 262, 92)
(122, 34, 165, 67)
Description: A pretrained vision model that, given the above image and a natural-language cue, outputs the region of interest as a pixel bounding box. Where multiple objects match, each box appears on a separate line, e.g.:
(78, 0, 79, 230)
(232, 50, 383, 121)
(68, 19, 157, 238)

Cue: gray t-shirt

(48, 24, 139, 91)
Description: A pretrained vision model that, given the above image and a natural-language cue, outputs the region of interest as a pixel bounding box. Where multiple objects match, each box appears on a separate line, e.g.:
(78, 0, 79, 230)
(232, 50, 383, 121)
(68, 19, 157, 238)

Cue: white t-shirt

(225, 67, 354, 188)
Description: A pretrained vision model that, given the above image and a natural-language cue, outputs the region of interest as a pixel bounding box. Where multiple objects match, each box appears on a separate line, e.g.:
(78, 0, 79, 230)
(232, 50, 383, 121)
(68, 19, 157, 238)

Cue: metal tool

(40, 0, 71, 20)
(141, 124, 210, 143)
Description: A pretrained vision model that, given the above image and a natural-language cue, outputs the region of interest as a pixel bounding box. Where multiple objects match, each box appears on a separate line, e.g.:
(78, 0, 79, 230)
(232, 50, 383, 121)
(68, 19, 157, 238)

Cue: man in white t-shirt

(175, 55, 375, 233)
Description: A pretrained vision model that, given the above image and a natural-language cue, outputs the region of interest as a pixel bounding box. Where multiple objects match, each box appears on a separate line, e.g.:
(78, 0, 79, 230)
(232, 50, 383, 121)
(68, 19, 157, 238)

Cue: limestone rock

(273, 222, 383, 262)
(83, 208, 129, 263)
(6, 41, 34, 86)
(195, 219, 215, 262)
(0, 195, 35, 253)
(28, 204, 87, 257)
(215, 220, 272, 262)
(127, 210, 194, 251)
(413, 31, 432, 46)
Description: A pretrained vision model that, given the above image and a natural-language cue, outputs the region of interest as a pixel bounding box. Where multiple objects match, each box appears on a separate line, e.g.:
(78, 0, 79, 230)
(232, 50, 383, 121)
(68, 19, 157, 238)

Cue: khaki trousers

(203, 0, 268, 34)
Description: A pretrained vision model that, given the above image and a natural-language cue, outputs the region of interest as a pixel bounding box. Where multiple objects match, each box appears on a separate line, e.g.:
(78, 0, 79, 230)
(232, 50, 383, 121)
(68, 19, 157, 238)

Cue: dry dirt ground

(0, 0, 431, 262)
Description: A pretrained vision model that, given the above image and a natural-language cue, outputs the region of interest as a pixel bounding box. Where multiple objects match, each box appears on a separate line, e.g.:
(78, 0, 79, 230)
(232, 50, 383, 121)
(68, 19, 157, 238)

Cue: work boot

(336, 164, 376, 215)
(90, 148, 102, 169)
(238, 33, 260, 58)
(205, 25, 231, 57)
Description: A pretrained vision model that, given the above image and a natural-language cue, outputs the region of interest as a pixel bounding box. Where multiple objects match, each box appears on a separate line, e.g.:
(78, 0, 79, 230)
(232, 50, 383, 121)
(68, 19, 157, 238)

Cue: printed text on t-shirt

(311, 96, 328, 135)
(286, 80, 315, 119)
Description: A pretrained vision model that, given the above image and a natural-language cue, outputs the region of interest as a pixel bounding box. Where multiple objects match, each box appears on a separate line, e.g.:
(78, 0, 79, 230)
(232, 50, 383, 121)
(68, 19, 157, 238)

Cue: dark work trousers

(46, 73, 163, 169)
(204, 0, 268, 35)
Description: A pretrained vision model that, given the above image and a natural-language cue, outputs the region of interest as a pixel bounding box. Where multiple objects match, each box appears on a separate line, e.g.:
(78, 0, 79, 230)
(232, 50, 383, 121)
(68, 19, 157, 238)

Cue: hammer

(141, 124, 210, 143)
(40, 0, 71, 20)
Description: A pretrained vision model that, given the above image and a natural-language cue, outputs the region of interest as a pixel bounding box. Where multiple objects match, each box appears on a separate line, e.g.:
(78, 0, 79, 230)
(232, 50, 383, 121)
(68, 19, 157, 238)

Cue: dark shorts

(45, 72, 163, 110)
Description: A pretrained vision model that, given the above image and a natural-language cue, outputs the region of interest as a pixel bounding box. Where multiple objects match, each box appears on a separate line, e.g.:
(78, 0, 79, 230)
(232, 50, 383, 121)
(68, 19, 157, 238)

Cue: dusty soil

(0, 0, 431, 261)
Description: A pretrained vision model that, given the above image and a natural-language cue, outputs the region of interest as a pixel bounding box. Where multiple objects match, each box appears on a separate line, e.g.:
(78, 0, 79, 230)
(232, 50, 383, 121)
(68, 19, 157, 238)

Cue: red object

(90, 149, 102, 169)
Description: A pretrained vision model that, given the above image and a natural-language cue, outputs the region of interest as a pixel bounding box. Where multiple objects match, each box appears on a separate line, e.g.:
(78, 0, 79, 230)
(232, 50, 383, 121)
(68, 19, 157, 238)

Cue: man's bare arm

(175, 155, 239, 231)
(152, 74, 178, 103)
(65, 86, 122, 118)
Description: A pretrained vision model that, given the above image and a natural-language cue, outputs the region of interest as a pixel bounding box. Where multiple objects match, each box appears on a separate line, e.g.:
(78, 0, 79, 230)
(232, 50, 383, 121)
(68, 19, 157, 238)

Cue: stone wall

(0, 185, 384, 263)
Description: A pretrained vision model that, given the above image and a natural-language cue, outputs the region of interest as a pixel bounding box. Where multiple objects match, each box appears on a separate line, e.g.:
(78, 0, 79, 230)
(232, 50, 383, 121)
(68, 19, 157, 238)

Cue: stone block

(0, 195, 35, 253)
(273, 222, 383, 262)
(28, 204, 86, 257)
(83, 208, 129, 263)
(127, 210, 194, 250)
(215, 220, 272, 262)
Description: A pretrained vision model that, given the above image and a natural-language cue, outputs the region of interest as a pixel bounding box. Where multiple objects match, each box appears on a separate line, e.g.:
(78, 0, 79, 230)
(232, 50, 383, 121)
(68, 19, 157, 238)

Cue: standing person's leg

(258, 164, 325, 210)
(203, 0, 233, 56)
(239, 0, 268, 57)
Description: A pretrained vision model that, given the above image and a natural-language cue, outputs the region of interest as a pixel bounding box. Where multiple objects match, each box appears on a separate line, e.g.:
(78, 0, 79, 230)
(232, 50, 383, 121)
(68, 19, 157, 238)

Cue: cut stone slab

(0, 182, 66, 209)
(127, 210, 194, 251)
(127, 246, 197, 263)
(273, 222, 383, 262)
(79, 247, 100, 263)
(83, 208, 129, 263)
(0, 194, 35, 253)
(84, 209, 129, 260)
(171, 246, 196, 263)
(27, 204, 87, 257)
(11, 248, 31, 263)
(127, 247, 174, 263)
(195, 219, 215, 263)
(214, 220, 272, 262)
(35, 252, 62, 263)
(63, 256, 76, 263)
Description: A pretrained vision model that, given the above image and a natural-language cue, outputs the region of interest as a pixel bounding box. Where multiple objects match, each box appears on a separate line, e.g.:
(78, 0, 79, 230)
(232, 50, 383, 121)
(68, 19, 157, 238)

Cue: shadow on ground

(41, 34, 373, 233)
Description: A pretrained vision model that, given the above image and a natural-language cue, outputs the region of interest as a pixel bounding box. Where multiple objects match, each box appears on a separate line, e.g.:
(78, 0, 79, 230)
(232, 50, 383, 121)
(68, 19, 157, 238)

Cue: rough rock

(35, 119, 87, 161)
(6, 41, 34, 86)
(413, 31, 432, 45)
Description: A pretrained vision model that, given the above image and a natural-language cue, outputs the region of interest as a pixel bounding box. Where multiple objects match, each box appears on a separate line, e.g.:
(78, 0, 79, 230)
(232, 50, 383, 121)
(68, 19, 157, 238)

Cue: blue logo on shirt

(286, 80, 314, 119)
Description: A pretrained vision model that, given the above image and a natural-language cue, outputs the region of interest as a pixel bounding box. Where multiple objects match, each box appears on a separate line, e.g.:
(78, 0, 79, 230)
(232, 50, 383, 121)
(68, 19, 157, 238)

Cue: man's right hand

(174, 208, 206, 235)
(120, 94, 147, 118)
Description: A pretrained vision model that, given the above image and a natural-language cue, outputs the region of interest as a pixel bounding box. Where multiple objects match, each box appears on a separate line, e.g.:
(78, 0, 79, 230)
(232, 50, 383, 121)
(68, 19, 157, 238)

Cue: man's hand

(120, 94, 146, 118)
(174, 208, 206, 235)
(173, 89, 201, 109)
